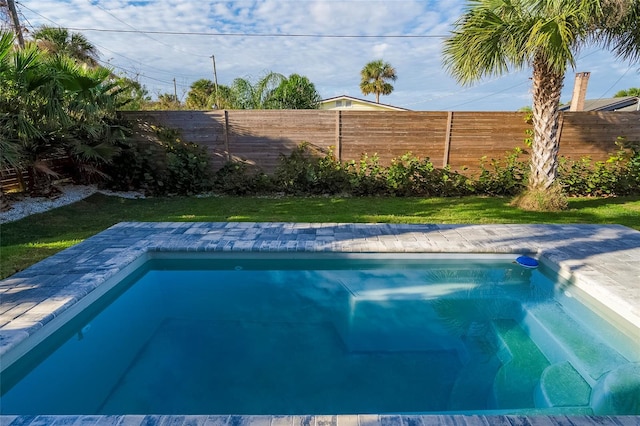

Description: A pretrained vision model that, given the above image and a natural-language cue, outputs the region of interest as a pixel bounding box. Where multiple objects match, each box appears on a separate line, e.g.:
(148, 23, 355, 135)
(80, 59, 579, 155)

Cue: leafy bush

(212, 161, 273, 195)
(386, 153, 433, 196)
(438, 165, 475, 197)
(559, 138, 640, 196)
(475, 148, 529, 196)
(104, 126, 213, 195)
(609, 138, 640, 195)
(106, 135, 640, 199)
(558, 157, 616, 196)
(343, 153, 388, 196)
(273, 143, 351, 195)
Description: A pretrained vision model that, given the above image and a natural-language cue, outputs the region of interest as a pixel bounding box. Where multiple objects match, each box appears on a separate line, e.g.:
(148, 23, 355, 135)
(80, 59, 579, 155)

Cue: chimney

(569, 72, 590, 111)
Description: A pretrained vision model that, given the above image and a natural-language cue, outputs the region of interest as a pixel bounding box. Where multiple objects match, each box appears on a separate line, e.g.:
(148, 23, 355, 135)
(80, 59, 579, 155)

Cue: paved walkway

(1, 414, 639, 426)
(1, 223, 639, 425)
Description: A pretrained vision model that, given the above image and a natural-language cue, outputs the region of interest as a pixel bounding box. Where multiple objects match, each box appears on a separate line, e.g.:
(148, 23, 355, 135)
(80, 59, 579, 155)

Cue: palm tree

(443, 0, 640, 205)
(209, 84, 234, 110)
(360, 59, 397, 104)
(230, 72, 285, 109)
(267, 74, 322, 109)
(32, 26, 99, 67)
(58, 58, 124, 183)
(186, 79, 216, 109)
(1, 30, 123, 193)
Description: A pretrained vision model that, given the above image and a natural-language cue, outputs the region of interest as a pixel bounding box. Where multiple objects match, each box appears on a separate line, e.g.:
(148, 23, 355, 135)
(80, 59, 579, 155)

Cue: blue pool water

(1, 254, 638, 415)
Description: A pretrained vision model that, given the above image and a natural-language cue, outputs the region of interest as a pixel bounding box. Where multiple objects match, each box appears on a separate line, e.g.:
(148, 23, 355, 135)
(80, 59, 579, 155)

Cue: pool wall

(1, 222, 639, 425)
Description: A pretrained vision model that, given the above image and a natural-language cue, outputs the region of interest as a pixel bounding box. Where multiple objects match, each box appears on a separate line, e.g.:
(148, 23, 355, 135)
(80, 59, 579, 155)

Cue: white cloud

(17, 0, 640, 110)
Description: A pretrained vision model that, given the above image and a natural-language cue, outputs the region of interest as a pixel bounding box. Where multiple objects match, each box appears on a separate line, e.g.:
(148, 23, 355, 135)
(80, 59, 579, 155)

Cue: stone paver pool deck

(1, 222, 639, 425)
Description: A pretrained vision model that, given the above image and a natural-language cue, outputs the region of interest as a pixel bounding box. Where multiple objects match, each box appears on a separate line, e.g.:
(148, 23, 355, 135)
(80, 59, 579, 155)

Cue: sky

(13, 0, 640, 111)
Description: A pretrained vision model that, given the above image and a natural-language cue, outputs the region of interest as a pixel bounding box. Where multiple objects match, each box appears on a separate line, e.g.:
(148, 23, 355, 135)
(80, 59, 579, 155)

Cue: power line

(442, 79, 531, 109)
(64, 27, 448, 38)
(84, 0, 210, 58)
(597, 66, 632, 98)
(15, 2, 202, 82)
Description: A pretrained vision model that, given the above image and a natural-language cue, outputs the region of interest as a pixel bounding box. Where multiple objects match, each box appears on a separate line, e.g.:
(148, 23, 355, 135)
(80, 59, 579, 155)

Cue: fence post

(335, 111, 342, 162)
(443, 111, 453, 168)
(223, 110, 231, 161)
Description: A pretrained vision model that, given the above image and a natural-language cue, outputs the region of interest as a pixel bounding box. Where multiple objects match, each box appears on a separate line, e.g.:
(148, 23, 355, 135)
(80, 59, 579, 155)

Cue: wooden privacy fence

(4, 110, 637, 192)
(121, 110, 640, 175)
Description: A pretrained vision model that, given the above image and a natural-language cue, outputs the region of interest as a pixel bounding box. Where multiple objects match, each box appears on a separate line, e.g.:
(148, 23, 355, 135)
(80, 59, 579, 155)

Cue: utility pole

(6, 0, 24, 48)
(211, 55, 219, 109)
(173, 78, 178, 107)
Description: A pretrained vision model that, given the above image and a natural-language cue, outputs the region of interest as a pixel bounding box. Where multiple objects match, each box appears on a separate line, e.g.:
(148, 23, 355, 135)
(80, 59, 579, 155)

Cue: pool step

(490, 319, 550, 409)
(534, 361, 591, 408)
(523, 302, 628, 385)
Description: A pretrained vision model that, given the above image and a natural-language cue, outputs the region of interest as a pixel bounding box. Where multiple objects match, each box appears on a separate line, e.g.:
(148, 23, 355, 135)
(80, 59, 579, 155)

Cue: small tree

(360, 59, 397, 103)
(186, 78, 216, 109)
(613, 87, 640, 97)
(267, 74, 321, 109)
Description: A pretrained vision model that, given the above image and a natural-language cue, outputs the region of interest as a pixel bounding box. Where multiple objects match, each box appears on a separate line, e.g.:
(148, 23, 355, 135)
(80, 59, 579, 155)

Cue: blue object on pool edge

(516, 255, 539, 268)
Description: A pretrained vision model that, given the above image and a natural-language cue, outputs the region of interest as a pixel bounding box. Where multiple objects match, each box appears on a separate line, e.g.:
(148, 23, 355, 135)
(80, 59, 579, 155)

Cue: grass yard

(1, 193, 639, 279)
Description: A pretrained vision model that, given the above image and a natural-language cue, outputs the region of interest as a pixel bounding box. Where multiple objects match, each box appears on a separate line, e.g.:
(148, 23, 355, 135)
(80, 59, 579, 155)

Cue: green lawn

(1, 193, 639, 279)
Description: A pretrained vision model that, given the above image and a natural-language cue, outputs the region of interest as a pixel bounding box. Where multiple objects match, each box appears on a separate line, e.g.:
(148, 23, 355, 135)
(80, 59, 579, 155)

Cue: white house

(318, 95, 409, 111)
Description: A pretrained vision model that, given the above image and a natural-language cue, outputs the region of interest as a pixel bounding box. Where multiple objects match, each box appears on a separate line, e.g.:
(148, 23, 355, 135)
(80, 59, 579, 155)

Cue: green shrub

(314, 147, 352, 194)
(106, 135, 639, 199)
(558, 139, 640, 197)
(164, 138, 213, 195)
(212, 161, 273, 195)
(609, 138, 640, 195)
(273, 143, 321, 194)
(558, 157, 617, 196)
(105, 126, 213, 195)
(386, 153, 426, 196)
(274, 143, 351, 195)
(475, 148, 528, 196)
(344, 153, 388, 196)
(382, 154, 473, 197)
(438, 165, 475, 197)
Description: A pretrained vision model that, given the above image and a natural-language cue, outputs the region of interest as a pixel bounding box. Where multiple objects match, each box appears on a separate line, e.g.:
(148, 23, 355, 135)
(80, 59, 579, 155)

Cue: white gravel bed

(1, 185, 144, 224)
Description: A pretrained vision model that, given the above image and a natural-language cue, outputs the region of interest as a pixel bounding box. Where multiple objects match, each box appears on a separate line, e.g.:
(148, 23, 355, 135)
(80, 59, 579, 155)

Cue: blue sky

(15, 0, 640, 110)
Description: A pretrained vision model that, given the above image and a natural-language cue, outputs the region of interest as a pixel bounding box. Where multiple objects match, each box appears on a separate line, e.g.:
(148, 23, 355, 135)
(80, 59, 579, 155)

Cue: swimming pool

(1, 224, 635, 426)
(1, 253, 639, 415)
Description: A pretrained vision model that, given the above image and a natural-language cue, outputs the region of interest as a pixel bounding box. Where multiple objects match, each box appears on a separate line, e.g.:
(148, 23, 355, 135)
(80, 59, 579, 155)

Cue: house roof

(559, 96, 640, 112)
(319, 95, 410, 111)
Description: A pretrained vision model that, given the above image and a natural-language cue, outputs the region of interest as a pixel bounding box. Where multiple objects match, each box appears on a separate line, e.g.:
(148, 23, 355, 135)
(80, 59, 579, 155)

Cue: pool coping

(1, 222, 639, 425)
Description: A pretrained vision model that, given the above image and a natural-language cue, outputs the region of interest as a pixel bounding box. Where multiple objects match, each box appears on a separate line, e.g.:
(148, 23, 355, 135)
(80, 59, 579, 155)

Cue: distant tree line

(182, 72, 322, 110)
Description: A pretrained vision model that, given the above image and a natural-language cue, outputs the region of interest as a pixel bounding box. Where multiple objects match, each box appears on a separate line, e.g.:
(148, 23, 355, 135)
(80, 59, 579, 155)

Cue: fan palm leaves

(360, 59, 397, 104)
(32, 26, 99, 67)
(0, 29, 124, 194)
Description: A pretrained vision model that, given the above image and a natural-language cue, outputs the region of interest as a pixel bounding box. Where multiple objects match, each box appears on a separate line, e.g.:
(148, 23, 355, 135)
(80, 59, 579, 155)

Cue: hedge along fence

(3, 110, 638, 193)
(121, 110, 640, 176)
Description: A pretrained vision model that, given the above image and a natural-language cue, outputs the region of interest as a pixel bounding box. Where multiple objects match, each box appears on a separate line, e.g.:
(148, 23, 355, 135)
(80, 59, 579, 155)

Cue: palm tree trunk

(529, 56, 565, 190)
